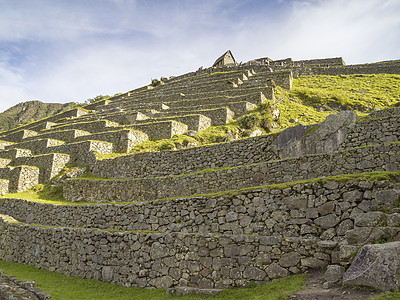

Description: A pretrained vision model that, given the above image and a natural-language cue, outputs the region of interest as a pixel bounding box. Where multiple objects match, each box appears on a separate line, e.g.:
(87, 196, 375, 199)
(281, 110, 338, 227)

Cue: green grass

(0, 260, 305, 300)
(290, 74, 400, 111)
(94, 74, 400, 157)
(375, 291, 400, 299)
(2, 183, 92, 205)
(15, 169, 399, 207)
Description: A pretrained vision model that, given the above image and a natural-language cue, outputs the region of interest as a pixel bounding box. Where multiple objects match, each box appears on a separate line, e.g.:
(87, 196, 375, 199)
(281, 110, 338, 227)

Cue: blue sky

(0, 0, 399, 112)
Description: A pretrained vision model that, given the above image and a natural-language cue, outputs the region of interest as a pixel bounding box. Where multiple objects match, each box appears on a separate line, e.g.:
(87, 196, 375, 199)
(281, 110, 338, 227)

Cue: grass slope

(0, 260, 305, 300)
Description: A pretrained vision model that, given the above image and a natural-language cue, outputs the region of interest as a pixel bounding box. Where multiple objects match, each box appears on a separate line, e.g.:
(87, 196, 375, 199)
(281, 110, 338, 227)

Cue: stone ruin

(0, 52, 400, 294)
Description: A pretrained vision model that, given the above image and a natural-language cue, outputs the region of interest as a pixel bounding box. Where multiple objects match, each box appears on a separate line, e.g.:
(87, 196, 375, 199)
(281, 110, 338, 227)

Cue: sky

(0, 0, 399, 113)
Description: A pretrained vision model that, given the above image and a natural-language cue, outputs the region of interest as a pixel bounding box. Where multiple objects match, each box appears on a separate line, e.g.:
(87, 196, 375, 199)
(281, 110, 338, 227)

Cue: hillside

(0, 55, 400, 298)
(114, 73, 400, 155)
(0, 100, 77, 132)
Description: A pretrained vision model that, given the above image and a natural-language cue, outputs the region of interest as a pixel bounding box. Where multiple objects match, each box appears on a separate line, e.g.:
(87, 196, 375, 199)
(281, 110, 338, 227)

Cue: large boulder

(272, 111, 358, 159)
(343, 242, 400, 291)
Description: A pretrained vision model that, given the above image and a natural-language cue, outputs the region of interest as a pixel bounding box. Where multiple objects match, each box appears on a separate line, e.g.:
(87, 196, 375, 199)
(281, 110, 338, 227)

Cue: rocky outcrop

(272, 110, 358, 159)
(343, 242, 400, 291)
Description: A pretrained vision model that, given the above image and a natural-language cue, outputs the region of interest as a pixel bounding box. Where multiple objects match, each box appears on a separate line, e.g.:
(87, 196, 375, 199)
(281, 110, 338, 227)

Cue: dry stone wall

(340, 114, 400, 149)
(69, 142, 400, 203)
(12, 153, 70, 182)
(129, 121, 188, 140)
(92, 135, 277, 179)
(0, 215, 336, 289)
(292, 62, 400, 77)
(2, 180, 399, 240)
(0, 130, 37, 143)
(4, 139, 65, 155)
(75, 129, 148, 153)
(25, 129, 90, 143)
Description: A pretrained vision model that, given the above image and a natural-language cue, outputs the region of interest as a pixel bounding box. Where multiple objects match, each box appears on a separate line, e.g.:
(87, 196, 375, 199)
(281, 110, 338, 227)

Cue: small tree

(85, 95, 111, 104)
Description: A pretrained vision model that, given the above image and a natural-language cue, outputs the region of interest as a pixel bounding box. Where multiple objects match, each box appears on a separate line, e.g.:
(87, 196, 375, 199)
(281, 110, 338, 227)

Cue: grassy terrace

(0, 260, 306, 300)
(94, 74, 400, 158)
(3, 170, 400, 207)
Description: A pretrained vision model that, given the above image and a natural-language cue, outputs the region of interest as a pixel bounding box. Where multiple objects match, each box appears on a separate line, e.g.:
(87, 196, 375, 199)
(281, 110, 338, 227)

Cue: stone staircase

(0, 57, 399, 293)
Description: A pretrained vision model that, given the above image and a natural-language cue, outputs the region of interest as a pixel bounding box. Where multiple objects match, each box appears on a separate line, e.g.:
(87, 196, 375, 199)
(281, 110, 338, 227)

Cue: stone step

(163, 91, 267, 109)
(0, 141, 14, 150)
(84, 99, 112, 111)
(75, 129, 149, 153)
(0, 179, 9, 195)
(28, 121, 57, 132)
(0, 213, 336, 290)
(0, 165, 39, 193)
(0, 129, 38, 143)
(41, 140, 113, 164)
(4, 138, 65, 155)
(24, 129, 91, 143)
(0, 148, 32, 160)
(11, 153, 71, 183)
(111, 100, 255, 120)
(64, 142, 400, 203)
(105, 111, 149, 125)
(105, 86, 273, 110)
(49, 119, 120, 133)
(135, 114, 211, 132)
(0, 158, 12, 168)
(154, 107, 235, 126)
(0, 108, 89, 138)
(123, 120, 188, 140)
(167, 287, 223, 296)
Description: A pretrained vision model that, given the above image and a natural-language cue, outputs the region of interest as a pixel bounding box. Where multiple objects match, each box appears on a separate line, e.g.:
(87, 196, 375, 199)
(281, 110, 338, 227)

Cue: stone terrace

(0, 63, 288, 195)
(0, 55, 400, 292)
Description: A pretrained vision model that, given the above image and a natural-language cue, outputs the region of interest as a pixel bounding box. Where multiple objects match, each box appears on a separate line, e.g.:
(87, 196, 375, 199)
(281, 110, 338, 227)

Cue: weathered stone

(345, 227, 372, 245)
(150, 276, 174, 289)
(314, 214, 339, 229)
(336, 219, 354, 236)
(323, 265, 345, 283)
(224, 244, 240, 257)
(273, 111, 358, 158)
(301, 258, 326, 268)
(150, 242, 168, 259)
(282, 195, 308, 210)
(225, 211, 238, 222)
(373, 189, 400, 210)
(354, 212, 387, 227)
(102, 266, 113, 282)
(279, 252, 300, 268)
(259, 236, 282, 245)
(317, 202, 335, 216)
(343, 242, 400, 291)
(266, 263, 288, 279)
(343, 190, 363, 202)
(243, 266, 266, 281)
(339, 244, 359, 261)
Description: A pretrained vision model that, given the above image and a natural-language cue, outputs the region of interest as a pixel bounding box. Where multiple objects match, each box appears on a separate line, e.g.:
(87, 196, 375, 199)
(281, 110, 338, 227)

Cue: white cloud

(0, 0, 399, 111)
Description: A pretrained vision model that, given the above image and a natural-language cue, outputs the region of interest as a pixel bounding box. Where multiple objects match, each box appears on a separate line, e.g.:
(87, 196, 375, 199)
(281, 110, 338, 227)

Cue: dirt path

(288, 270, 383, 300)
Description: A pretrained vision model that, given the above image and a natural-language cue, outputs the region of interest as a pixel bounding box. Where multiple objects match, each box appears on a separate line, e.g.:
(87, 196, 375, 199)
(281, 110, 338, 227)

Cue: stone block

(323, 265, 344, 283)
(343, 242, 400, 291)
(266, 263, 288, 279)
